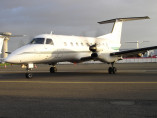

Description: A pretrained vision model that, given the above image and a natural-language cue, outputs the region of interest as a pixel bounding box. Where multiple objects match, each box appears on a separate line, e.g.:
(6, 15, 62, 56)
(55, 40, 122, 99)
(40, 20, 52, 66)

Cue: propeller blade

(89, 43, 97, 52)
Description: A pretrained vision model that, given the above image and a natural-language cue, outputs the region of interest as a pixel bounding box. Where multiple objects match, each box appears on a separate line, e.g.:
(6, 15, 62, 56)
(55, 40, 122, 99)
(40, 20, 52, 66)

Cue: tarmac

(0, 63, 157, 118)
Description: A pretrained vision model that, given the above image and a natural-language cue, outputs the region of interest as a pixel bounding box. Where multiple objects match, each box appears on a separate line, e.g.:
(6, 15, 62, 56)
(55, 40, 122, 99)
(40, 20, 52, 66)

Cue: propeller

(89, 43, 97, 52)
(80, 29, 103, 58)
(89, 43, 99, 58)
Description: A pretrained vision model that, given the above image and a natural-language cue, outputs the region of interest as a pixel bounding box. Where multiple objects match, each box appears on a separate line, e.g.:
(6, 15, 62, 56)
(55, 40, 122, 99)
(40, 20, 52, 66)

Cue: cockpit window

(30, 38, 45, 44)
(46, 38, 54, 45)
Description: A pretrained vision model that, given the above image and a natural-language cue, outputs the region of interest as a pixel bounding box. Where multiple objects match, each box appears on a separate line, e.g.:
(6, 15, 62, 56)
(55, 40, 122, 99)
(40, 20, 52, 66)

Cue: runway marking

(0, 81, 157, 84)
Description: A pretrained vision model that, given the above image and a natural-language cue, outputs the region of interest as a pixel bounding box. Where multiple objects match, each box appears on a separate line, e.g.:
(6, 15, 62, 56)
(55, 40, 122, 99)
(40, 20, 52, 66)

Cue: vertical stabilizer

(97, 16, 150, 44)
(110, 20, 123, 43)
(0, 37, 4, 54)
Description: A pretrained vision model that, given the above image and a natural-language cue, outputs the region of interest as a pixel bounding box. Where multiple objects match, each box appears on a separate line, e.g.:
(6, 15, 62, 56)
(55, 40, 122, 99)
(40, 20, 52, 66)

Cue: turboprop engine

(89, 44, 102, 58)
(89, 44, 121, 63)
(89, 44, 98, 58)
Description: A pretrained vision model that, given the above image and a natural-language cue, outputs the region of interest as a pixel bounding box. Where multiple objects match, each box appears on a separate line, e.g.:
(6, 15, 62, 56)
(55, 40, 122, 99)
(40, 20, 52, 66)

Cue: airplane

(0, 36, 4, 54)
(0, 32, 25, 62)
(4, 16, 157, 78)
(0, 34, 5, 62)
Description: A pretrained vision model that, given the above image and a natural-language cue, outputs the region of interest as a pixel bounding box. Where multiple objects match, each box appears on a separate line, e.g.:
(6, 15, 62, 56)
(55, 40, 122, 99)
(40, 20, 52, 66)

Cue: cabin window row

(30, 38, 107, 47)
(64, 42, 107, 47)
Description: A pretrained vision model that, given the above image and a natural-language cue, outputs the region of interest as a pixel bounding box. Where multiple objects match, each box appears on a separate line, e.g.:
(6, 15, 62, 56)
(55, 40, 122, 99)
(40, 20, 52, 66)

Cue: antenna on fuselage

(50, 31, 54, 35)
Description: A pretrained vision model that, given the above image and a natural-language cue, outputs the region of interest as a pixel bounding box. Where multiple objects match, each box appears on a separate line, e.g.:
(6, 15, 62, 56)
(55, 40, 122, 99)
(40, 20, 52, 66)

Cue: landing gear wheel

(112, 67, 117, 74)
(108, 67, 117, 74)
(25, 73, 33, 79)
(108, 67, 113, 74)
(50, 67, 57, 73)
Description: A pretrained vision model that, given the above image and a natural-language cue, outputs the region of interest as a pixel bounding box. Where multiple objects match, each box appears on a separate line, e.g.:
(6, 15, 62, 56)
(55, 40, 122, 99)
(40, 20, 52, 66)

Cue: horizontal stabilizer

(98, 16, 150, 24)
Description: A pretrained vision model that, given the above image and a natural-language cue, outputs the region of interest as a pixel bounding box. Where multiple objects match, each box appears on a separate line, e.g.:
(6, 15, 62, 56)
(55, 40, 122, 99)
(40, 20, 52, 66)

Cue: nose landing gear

(24, 64, 34, 79)
(25, 71, 33, 79)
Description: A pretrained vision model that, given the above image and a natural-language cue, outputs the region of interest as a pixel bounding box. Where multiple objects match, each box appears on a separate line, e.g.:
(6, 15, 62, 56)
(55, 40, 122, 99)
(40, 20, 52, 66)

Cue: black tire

(54, 67, 57, 72)
(108, 67, 113, 74)
(50, 67, 57, 73)
(112, 67, 117, 74)
(25, 73, 33, 79)
(108, 67, 117, 74)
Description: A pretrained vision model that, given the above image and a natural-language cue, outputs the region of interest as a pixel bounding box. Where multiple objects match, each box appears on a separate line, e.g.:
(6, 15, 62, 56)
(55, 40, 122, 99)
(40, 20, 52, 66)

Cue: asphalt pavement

(0, 63, 157, 118)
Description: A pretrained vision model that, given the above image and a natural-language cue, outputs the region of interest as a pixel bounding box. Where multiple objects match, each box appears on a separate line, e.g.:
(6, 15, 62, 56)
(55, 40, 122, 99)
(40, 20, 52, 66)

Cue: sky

(0, 0, 157, 51)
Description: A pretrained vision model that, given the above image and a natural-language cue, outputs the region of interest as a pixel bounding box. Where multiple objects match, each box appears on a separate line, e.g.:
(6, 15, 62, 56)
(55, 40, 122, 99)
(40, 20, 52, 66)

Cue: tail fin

(0, 32, 25, 58)
(97, 16, 150, 43)
(0, 37, 4, 54)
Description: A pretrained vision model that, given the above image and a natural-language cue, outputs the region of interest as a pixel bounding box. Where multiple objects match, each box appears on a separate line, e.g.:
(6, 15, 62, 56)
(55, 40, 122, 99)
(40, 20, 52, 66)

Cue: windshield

(30, 38, 45, 44)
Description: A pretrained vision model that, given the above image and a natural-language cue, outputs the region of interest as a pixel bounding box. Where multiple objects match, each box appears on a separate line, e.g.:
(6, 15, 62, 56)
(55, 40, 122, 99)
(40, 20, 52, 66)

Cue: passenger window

(46, 38, 54, 45)
(76, 42, 79, 46)
(70, 42, 73, 46)
(64, 42, 67, 46)
(81, 43, 84, 46)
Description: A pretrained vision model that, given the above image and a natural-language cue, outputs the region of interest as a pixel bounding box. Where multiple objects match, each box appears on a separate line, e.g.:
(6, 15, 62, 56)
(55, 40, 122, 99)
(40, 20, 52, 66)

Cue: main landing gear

(50, 66, 57, 73)
(108, 62, 117, 74)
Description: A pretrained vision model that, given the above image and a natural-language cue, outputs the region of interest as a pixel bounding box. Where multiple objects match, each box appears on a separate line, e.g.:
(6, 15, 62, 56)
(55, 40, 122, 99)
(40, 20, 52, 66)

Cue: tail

(97, 16, 150, 44)
(0, 32, 25, 58)
(0, 37, 4, 54)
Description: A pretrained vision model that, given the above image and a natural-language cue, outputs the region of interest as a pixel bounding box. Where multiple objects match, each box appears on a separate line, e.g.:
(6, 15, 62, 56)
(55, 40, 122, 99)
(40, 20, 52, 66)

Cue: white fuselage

(5, 34, 121, 64)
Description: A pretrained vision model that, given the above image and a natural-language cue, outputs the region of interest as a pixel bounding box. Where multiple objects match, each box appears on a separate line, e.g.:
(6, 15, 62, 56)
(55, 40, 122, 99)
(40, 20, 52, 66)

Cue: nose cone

(4, 44, 31, 64)
(5, 55, 20, 63)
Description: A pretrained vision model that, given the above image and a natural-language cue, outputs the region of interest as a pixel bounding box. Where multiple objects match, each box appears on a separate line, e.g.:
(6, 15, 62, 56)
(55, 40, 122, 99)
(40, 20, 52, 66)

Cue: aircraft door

(56, 49, 63, 58)
(44, 38, 54, 60)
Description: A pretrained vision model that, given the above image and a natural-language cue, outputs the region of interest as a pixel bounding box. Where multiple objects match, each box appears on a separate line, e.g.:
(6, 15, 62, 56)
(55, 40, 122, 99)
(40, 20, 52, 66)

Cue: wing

(110, 46, 157, 57)
(80, 56, 93, 62)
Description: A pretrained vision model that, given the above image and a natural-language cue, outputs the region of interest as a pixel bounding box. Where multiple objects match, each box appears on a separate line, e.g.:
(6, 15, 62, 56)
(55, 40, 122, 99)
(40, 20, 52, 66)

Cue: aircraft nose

(5, 55, 20, 63)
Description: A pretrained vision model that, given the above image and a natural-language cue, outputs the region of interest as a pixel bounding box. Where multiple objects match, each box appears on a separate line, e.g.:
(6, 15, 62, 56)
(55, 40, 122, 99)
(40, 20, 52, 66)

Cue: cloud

(0, 0, 157, 51)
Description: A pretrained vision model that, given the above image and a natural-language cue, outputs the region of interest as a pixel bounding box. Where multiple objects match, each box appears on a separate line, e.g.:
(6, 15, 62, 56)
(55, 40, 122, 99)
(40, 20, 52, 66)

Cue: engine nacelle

(91, 53, 98, 58)
(92, 52, 121, 63)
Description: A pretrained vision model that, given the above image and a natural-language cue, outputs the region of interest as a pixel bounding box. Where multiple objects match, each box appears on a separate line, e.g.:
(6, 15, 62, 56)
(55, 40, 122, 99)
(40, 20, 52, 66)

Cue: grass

(0, 63, 13, 66)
